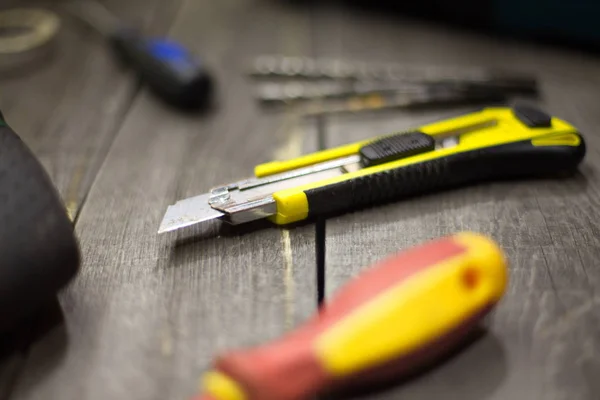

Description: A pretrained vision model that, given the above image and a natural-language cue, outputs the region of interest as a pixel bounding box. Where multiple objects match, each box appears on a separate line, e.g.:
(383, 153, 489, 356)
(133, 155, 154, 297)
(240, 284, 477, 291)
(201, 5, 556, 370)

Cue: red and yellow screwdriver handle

(198, 232, 508, 400)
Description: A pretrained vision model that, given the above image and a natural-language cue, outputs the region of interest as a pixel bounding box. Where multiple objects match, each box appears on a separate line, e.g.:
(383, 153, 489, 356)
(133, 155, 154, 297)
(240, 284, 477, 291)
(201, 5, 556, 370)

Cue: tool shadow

(325, 328, 507, 400)
(0, 297, 67, 395)
(166, 218, 276, 258)
(0, 297, 66, 361)
(163, 217, 300, 271)
(166, 169, 589, 259)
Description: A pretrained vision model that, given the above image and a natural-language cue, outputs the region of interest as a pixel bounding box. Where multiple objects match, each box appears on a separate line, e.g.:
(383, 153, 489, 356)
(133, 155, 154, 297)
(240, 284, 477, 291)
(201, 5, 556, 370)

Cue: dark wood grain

(4, 2, 600, 399)
(0, 0, 183, 396)
(7, 1, 318, 400)
(315, 5, 600, 399)
(0, 0, 183, 219)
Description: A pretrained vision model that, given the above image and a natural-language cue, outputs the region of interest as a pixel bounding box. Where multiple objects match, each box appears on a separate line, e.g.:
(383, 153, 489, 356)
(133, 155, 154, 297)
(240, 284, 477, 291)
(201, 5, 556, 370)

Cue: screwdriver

(66, 0, 212, 110)
(194, 232, 508, 400)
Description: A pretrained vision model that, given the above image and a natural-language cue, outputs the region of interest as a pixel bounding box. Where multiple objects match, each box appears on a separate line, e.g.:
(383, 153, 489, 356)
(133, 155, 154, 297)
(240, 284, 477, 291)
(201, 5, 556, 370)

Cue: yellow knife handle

(304, 132, 585, 216)
(266, 106, 586, 225)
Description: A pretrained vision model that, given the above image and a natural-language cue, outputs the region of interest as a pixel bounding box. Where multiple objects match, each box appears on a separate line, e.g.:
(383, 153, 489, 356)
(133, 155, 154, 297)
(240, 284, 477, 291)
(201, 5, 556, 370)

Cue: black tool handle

(304, 137, 586, 218)
(110, 29, 213, 110)
(0, 114, 80, 332)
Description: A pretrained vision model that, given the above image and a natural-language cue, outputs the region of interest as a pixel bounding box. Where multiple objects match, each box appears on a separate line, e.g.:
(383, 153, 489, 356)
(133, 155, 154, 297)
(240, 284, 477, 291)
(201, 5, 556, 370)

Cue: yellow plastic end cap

(201, 371, 247, 400)
(453, 232, 508, 303)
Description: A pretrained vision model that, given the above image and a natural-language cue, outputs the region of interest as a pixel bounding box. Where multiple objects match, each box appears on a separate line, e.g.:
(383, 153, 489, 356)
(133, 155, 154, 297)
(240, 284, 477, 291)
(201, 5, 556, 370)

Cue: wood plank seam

(0, 1, 189, 399)
(71, 87, 141, 224)
(313, 114, 328, 306)
(70, 0, 188, 223)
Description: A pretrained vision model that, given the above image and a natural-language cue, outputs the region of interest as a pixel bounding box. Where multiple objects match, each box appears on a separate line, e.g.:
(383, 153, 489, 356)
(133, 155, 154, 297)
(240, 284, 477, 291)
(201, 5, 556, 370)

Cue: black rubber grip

(0, 119, 80, 332)
(111, 30, 212, 110)
(305, 137, 586, 218)
(359, 131, 435, 167)
(513, 105, 552, 128)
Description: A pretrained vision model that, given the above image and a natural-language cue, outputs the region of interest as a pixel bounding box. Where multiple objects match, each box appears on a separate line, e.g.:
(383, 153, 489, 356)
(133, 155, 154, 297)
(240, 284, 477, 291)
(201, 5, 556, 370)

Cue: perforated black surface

(306, 138, 586, 218)
(0, 122, 80, 332)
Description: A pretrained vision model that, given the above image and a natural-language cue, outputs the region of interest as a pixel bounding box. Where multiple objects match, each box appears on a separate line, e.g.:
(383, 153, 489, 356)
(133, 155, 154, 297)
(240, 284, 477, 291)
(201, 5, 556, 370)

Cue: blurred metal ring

(0, 8, 60, 54)
(0, 8, 61, 75)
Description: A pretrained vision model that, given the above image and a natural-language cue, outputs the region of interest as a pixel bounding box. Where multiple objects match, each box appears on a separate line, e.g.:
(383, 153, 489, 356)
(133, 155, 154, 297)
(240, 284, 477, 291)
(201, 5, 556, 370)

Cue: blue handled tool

(67, 0, 213, 110)
(110, 30, 212, 109)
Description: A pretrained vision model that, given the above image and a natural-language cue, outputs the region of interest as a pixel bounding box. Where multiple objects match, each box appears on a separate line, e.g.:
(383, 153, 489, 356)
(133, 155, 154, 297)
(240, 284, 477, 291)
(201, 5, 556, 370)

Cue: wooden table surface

(1, 1, 600, 399)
